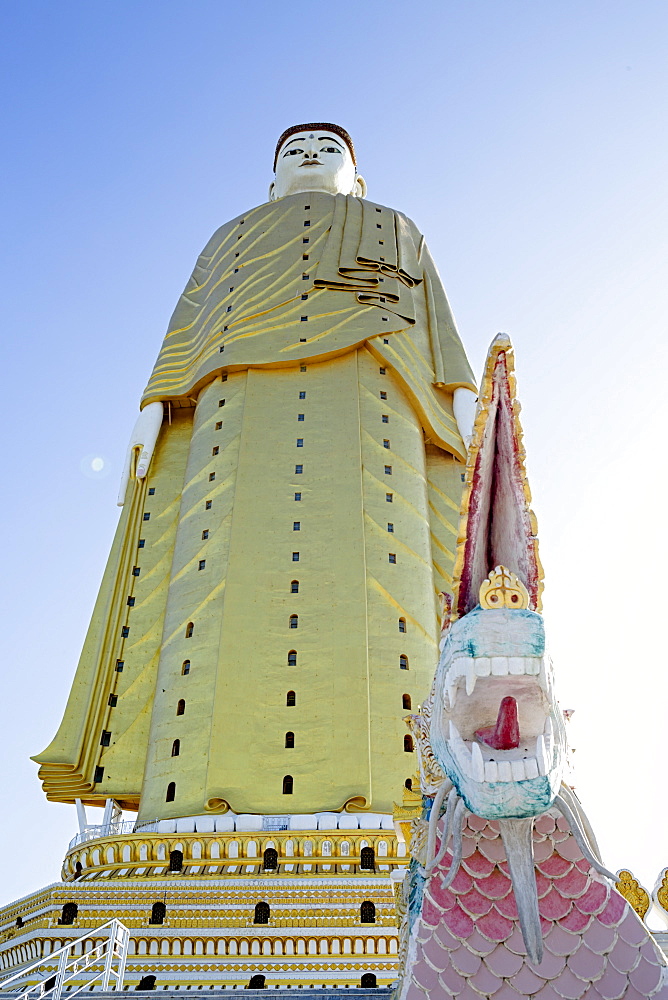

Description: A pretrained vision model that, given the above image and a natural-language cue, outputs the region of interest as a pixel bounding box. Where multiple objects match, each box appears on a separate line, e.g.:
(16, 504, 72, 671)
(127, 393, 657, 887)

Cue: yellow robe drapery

(34, 192, 476, 814)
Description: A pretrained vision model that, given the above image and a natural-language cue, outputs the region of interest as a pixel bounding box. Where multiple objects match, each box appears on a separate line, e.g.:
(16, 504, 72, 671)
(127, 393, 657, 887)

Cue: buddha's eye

(321, 146, 341, 154)
(284, 148, 303, 157)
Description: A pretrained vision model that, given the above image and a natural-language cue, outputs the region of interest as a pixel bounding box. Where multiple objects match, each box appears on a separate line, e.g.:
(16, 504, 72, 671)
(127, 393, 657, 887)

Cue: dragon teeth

(536, 734, 548, 775)
(471, 741, 485, 781)
(475, 657, 491, 677)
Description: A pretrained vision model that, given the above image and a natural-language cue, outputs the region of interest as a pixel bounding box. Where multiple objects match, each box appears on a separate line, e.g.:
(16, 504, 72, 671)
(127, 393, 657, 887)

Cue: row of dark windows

(166, 757, 410, 803)
(252, 899, 376, 925)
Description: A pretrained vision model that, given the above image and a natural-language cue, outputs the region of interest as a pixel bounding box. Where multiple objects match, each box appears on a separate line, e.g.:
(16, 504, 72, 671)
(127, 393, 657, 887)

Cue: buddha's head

(270, 123, 367, 200)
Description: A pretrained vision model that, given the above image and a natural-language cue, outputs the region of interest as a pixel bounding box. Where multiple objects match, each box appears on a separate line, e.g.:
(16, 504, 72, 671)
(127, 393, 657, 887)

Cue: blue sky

(2, 1, 667, 911)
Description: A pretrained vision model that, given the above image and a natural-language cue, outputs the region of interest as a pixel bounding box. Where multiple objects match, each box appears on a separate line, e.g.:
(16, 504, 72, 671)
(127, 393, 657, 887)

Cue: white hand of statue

(453, 387, 478, 452)
(117, 401, 164, 506)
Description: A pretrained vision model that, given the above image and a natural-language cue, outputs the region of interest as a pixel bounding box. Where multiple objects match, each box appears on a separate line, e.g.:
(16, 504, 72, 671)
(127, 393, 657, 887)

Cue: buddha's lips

(476, 696, 520, 750)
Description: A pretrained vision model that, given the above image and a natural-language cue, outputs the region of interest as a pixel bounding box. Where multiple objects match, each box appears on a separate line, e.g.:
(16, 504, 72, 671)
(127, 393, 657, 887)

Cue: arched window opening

(404, 778, 413, 790)
(59, 903, 78, 926)
(248, 976, 266, 989)
(285, 731, 295, 748)
(402, 693, 412, 710)
(254, 902, 270, 925)
(181, 660, 190, 675)
(166, 781, 176, 802)
(176, 699, 185, 716)
(282, 775, 293, 795)
(286, 691, 296, 706)
(263, 848, 278, 870)
(360, 847, 375, 871)
(291, 580, 299, 593)
(137, 976, 156, 991)
(15, 917, 24, 928)
(360, 901, 376, 924)
(171, 739, 180, 757)
(169, 850, 183, 871)
(289, 614, 298, 629)
(399, 654, 409, 670)
(360, 974, 377, 988)
(149, 902, 166, 925)
(287, 650, 297, 666)
(404, 735, 414, 752)
(185, 622, 194, 638)
(398, 618, 406, 633)
(74, 861, 83, 878)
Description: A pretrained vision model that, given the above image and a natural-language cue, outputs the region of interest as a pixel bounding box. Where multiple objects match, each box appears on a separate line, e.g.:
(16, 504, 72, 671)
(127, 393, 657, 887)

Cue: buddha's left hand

(117, 401, 164, 506)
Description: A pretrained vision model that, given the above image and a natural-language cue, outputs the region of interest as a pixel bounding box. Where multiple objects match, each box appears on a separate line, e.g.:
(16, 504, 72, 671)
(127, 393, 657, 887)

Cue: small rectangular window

(100, 731, 111, 747)
(212, 446, 220, 457)
(226, 305, 232, 312)
(304, 220, 310, 227)
(385, 465, 392, 475)
(143, 512, 150, 521)
(461, 473, 466, 482)
(295, 465, 303, 474)
(138, 539, 145, 548)
(303, 254, 309, 260)
(300, 365, 307, 372)
(205, 500, 212, 510)
(383, 338, 389, 343)
(108, 694, 117, 707)
(300, 316, 308, 322)
(296, 439, 304, 447)
(299, 337, 306, 342)
(386, 493, 393, 502)
(293, 522, 301, 531)
(292, 552, 300, 562)
(377, 223, 382, 229)
(116, 660, 124, 672)
(303, 238, 309, 244)
(132, 566, 141, 576)
(198, 559, 206, 571)
(94, 766, 104, 783)
(387, 523, 394, 532)
(215, 421, 222, 430)
(127, 597, 135, 607)
(229, 286, 234, 293)
(148, 487, 155, 495)
(299, 391, 306, 399)
(302, 273, 309, 280)
(379, 367, 386, 375)
(383, 439, 390, 449)
(380, 391, 387, 400)
(294, 492, 302, 501)
(301, 294, 308, 301)
(219, 399, 226, 407)
(209, 472, 216, 481)
(121, 626, 130, 638)
(202, 530, 209, 540)
(382, 414, 389, 423)
(389, 553, 397, 564)
(222, 373, 228, 382)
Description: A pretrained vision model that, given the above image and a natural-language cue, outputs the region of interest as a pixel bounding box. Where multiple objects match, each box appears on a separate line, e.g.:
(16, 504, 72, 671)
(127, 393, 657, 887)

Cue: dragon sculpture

(395, 335, 668, 999)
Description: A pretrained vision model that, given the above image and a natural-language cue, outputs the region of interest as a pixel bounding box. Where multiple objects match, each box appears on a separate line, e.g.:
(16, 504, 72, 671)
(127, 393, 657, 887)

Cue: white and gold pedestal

(0, 825, 406, 990)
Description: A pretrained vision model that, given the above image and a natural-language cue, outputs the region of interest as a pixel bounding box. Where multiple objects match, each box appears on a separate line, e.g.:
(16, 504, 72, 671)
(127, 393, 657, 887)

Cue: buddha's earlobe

(353, 175, 367, 198)
(268, 181, 277, 201)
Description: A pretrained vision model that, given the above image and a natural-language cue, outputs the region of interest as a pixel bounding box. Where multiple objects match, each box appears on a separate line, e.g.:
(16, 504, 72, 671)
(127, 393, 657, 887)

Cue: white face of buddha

(271, 130, 366, 199)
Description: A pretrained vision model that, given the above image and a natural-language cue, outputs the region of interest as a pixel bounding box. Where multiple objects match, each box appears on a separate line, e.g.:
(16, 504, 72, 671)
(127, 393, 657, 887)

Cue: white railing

(0, 919, 128, 1000)
(68, 821, 162, 850)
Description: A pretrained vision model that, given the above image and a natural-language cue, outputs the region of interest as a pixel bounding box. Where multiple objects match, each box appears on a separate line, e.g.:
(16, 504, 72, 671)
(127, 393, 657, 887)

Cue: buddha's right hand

(117, 401, 165, 506)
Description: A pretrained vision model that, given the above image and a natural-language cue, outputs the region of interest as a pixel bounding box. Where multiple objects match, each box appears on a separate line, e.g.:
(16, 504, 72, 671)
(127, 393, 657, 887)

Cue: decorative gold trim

(479, 565, 530, 610)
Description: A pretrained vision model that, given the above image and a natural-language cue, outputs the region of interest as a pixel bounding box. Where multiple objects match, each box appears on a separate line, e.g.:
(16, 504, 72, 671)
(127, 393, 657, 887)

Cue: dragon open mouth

(443, 653, 555, 785)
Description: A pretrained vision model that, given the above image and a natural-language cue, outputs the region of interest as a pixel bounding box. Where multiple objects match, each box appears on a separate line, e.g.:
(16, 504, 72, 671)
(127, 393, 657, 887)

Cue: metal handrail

(0, 919, 129, 1000)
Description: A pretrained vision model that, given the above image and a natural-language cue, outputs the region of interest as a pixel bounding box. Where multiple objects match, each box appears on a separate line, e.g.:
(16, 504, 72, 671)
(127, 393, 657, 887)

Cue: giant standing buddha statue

(2, 125, 478, 990)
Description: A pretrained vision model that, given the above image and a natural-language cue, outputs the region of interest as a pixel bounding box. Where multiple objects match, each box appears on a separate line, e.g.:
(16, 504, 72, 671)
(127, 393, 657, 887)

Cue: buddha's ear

(268, 181, 277, 201)
(353, 174, 367, 198)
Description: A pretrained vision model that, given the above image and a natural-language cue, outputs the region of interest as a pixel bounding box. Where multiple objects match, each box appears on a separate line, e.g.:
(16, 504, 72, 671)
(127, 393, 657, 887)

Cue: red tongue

(475, 696, 520, 750)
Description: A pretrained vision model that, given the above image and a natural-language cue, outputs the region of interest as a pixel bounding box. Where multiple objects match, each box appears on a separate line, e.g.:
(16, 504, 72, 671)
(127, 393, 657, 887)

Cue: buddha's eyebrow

(284, 137, 307, 148)
(319, 136, 343, 147)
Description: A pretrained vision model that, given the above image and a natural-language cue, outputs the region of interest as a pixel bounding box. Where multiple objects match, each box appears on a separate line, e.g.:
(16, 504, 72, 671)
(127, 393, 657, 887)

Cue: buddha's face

(271, 130, 366, 199)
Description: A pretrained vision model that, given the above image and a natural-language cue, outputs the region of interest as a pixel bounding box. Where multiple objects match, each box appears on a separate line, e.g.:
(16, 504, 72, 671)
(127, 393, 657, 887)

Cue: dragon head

(429, 336, 567, 819)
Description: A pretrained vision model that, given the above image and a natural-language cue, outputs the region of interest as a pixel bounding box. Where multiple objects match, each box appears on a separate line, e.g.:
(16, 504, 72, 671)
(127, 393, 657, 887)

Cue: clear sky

(2, 0, 667, 916)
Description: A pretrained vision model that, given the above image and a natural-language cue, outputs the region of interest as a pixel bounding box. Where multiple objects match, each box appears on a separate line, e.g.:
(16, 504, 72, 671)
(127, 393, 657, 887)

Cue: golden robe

(35, 193, 476, 819)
